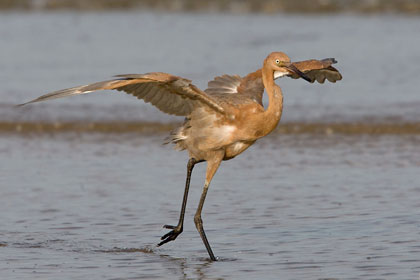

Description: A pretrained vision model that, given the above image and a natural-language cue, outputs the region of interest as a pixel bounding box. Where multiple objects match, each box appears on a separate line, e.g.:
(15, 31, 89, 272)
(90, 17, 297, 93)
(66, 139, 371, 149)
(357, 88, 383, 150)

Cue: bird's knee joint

(176, 226, 183, 233)
(188, 158, 198, 170)
(194, 215, 202, 227)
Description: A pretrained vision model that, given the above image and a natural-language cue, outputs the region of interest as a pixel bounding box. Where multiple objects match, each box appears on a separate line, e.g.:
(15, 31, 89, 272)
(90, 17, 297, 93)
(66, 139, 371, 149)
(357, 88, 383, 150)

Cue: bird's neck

(261, 66, 283, 136)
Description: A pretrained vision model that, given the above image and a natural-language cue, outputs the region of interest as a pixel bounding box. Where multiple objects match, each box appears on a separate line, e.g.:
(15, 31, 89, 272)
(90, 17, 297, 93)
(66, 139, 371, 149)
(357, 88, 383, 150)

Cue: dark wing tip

(113, 74, 137, 79)
(322, 58, 338, 64)
(16, 98, 41, 107)
(15, 86, 87, 107)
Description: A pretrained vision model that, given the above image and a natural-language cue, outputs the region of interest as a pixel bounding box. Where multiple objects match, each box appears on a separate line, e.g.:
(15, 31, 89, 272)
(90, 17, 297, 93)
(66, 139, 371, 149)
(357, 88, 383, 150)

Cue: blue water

(1, 133, 420, 279)
(1, 12, 420, 280)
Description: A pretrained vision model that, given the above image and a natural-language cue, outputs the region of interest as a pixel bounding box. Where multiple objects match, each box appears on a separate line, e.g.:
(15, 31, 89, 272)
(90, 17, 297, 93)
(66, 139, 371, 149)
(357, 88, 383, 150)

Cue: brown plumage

(19, 52, 342, 260)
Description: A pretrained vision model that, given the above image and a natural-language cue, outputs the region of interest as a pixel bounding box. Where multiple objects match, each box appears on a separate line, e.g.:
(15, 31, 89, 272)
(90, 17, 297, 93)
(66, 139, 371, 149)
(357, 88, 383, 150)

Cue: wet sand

(1, 121, 420, 135)
(2, 0, 420, 14)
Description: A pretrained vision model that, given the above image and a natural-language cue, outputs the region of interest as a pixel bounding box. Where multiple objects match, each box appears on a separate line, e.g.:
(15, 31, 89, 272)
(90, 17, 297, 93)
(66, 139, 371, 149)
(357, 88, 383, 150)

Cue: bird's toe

(157, 225, 183, 247)
(163, 224, 176, 229)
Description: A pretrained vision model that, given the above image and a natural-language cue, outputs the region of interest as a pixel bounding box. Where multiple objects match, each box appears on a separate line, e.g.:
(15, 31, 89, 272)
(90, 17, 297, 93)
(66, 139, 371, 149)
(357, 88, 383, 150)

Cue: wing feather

(154, 92, 174, 113)
(205, 74, 242, 95)
(19, 72, 225, 116)
(289, 58, 342, 83)
(143, 86, 159, 103)
(149, 89, 165, 105)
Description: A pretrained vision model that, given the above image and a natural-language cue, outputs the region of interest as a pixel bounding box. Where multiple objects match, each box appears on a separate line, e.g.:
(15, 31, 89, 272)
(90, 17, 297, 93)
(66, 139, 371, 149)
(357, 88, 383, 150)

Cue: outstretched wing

(205, 58, 342, 106)
(289, 58, 342, 83)
(19, 72, 225, 116)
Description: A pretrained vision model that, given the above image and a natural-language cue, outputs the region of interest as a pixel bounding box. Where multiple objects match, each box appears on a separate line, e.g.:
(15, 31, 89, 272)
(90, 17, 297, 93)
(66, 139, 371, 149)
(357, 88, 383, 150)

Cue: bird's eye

(275, 59, 280, 64)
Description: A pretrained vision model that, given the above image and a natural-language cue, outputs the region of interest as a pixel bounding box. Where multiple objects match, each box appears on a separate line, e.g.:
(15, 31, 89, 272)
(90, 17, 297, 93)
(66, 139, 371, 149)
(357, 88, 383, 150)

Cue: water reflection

(161, 255, 217, 280)
(98, 246, 225, 280)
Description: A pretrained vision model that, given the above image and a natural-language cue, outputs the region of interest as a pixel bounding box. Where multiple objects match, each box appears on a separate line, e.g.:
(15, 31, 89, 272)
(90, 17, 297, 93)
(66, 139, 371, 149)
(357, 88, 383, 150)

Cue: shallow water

(1, 133, 420, 279)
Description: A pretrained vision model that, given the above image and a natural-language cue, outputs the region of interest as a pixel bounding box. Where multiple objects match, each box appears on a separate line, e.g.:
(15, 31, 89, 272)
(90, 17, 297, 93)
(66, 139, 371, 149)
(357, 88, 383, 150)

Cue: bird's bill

(286, 63, 312, 82)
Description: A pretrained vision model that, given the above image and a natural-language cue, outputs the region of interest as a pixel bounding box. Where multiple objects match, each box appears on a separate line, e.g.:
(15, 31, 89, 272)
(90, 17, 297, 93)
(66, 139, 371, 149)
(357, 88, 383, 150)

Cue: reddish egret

(20, 52, 342, 260)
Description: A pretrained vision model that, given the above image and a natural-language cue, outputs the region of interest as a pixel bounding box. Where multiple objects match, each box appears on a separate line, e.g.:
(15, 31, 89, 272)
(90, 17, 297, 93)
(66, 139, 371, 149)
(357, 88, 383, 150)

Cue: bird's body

(172, 90, 275, 161)
(20, 52, 342, 260)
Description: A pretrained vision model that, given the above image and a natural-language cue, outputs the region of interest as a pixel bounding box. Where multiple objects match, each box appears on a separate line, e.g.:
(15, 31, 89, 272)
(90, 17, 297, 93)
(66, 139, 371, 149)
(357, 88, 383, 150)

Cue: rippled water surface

(1, 133, 420, 279)
(1, 11, 420, 280)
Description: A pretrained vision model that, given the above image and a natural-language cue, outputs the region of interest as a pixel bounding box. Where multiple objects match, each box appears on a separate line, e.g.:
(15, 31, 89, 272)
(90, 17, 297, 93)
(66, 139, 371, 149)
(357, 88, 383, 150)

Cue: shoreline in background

(2, 121, 420, 135)
(1, 0, 420, 14)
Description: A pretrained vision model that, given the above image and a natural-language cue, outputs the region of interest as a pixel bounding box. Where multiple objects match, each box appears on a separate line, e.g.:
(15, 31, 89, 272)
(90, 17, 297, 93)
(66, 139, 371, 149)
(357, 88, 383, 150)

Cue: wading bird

(20, 52, 342, 260)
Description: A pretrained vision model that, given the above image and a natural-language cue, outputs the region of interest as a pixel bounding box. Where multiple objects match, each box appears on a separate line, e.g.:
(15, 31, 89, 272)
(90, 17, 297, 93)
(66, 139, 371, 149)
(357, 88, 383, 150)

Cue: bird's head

(265, 52, 311, 82)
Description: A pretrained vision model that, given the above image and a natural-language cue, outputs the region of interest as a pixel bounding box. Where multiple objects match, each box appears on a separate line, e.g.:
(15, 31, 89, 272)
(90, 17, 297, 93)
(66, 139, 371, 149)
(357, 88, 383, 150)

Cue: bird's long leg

(158, 158, 197, 247)
(194, 152, 224, 261)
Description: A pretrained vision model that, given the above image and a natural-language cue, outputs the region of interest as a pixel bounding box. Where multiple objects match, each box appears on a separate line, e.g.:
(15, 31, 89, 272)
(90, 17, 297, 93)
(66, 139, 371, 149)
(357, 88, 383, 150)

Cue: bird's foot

(157, 224, 183, 247)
